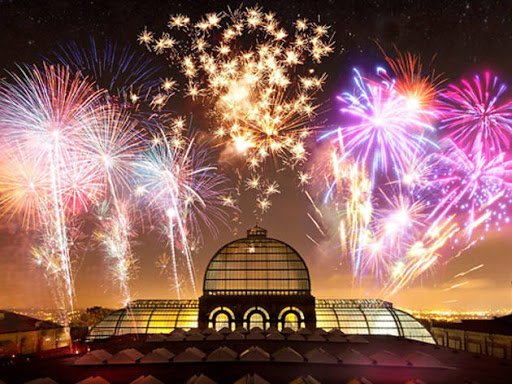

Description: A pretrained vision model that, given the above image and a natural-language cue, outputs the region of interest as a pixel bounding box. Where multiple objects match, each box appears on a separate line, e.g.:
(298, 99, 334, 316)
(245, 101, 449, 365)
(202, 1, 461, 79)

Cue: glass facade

(88, 299, 434, 343)
(315, 299, 435, 344)
(87, 300, 199, 341)
(203, 227, 311, 295)
(87, 228, 435, 345)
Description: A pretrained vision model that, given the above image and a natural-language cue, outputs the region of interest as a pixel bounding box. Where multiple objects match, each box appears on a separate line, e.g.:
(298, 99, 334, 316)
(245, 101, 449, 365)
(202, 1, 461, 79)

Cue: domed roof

(203, 226, 311, 295)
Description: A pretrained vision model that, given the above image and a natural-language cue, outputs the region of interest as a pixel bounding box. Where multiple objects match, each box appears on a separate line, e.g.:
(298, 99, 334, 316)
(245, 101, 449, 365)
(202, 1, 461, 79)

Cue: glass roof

(315, 299, 435, 344)
(88, 299, 435, 344)
(203, 226, 311, 295)
(87, 300, 199, 341)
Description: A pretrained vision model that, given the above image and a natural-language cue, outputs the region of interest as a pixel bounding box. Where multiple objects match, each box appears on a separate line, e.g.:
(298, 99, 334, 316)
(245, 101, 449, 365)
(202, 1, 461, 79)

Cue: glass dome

(203, 226, 311, 295)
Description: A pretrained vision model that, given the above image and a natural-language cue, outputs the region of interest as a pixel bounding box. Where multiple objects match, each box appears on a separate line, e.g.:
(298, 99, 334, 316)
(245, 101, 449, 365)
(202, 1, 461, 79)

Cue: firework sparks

(428, 140, 512, 234)
(136, 124, 234, 298)
(326, 67, 437, 180)
(49, 38, 165, 107)
(440, 72, 512, 158)
(384, 215, 461, 295)
(96, 201, 137, 306)
(0, 64, 104, 326)
(383, 50, 441, 116)
(142, 6, 333, 213)
(84, 106, 144, 305)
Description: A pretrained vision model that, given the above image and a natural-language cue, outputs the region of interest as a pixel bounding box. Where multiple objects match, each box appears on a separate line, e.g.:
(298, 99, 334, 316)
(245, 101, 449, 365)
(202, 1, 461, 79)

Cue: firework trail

(331, 153, 373, 278)
(453, 263, 484, 278)
(0, 64, 104, 325)
(136, 122, 234, 298)
(83, 106, 144, 305)
(95, 201, 137, 306)
(140, 6, 333, 214)
(439, 72, 512, 158)
(383, 215, 461, 295)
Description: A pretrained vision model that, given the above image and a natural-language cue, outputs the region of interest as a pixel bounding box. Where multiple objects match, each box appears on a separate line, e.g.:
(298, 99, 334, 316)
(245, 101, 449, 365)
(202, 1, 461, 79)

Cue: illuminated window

(214, 313, 230, 330)
(278, 306, 304, 331)
(209, 307, 235, 331)
(244, 307, 269, 330)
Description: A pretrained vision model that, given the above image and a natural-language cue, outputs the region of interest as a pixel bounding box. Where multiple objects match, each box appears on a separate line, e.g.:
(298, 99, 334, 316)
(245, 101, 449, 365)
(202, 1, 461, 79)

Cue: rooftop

(0, 310, 63, 335)
(1, 330, 511, 383)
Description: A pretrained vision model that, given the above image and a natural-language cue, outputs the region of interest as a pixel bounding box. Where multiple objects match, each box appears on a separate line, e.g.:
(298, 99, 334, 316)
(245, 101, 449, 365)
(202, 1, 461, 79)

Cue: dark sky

(0, 0, 511, 312)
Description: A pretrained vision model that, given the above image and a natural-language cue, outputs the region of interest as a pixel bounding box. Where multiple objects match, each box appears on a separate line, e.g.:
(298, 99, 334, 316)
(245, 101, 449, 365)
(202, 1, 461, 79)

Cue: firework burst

(0, 64, 104, 325)
(141, 6, 333, 213)
(327, 67, 437, 181)
(428, 140, 512, 235)
(439, 72, 512, 158)
(49, 38, 165, 107)
(136, 124, 234, 298)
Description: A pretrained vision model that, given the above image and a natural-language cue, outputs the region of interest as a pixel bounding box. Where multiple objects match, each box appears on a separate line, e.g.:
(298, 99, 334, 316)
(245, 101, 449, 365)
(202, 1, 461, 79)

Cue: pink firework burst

(439, 71, 512, 158)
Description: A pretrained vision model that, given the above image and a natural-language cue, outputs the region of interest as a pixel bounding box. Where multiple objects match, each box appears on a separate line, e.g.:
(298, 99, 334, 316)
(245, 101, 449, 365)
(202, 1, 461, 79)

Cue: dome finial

(247, 225, 267, 238)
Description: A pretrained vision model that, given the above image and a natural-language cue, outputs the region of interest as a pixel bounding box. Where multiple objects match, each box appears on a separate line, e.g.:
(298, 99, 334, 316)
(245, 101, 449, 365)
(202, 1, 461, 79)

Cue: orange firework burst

(383, 48, 442, 114)
(141, 6, 333, 170)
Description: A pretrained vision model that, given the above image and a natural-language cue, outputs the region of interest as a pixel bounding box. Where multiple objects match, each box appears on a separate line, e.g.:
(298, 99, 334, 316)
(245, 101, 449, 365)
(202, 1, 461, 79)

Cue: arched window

(278, 306, 305, 331)
(243, 306, 270, 330)
(208, 307, 235, 331)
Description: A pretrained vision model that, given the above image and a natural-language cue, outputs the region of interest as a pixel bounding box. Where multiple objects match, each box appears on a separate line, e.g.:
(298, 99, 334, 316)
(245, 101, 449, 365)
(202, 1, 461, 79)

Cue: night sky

(0, 0, 511, 312)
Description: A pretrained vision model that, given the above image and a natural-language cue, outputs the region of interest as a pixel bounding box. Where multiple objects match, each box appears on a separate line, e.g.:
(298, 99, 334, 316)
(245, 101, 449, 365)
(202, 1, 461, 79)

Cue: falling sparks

(136, 126, 236, 298)
(0, 64, 104, 326)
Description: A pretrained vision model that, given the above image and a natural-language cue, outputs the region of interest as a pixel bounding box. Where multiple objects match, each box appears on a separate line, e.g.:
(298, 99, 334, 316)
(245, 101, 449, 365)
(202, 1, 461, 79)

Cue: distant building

(89, 226, 433, 344)
(431, 314, 512, 359)
(0, 310, 70, 357)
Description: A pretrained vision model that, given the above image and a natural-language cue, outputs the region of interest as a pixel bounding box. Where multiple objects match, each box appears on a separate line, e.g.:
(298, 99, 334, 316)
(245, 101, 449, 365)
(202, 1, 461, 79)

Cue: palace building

(88, 226, 434, 344)
(2, 227, 511, 383)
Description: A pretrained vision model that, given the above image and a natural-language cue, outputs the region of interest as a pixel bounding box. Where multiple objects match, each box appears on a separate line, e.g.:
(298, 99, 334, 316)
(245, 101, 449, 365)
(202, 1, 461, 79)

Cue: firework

(84, 106, 144, 305)
(95, 201, 137, 306)
(383, 50, 441, 115)
(306, 53, 512, 294)
(373, 191, 427, 255)
(439, 72, 512, 158)
(0, 64, 104, 325)
(383, 215, 461, 295)
(328, 67, 437, 180)
(428, 140, 512, 235)
(0, 145, 49, 228)
(136, 125, 233, 298)
(142, 6, 333, 213)
(49, 38, 165, 107)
